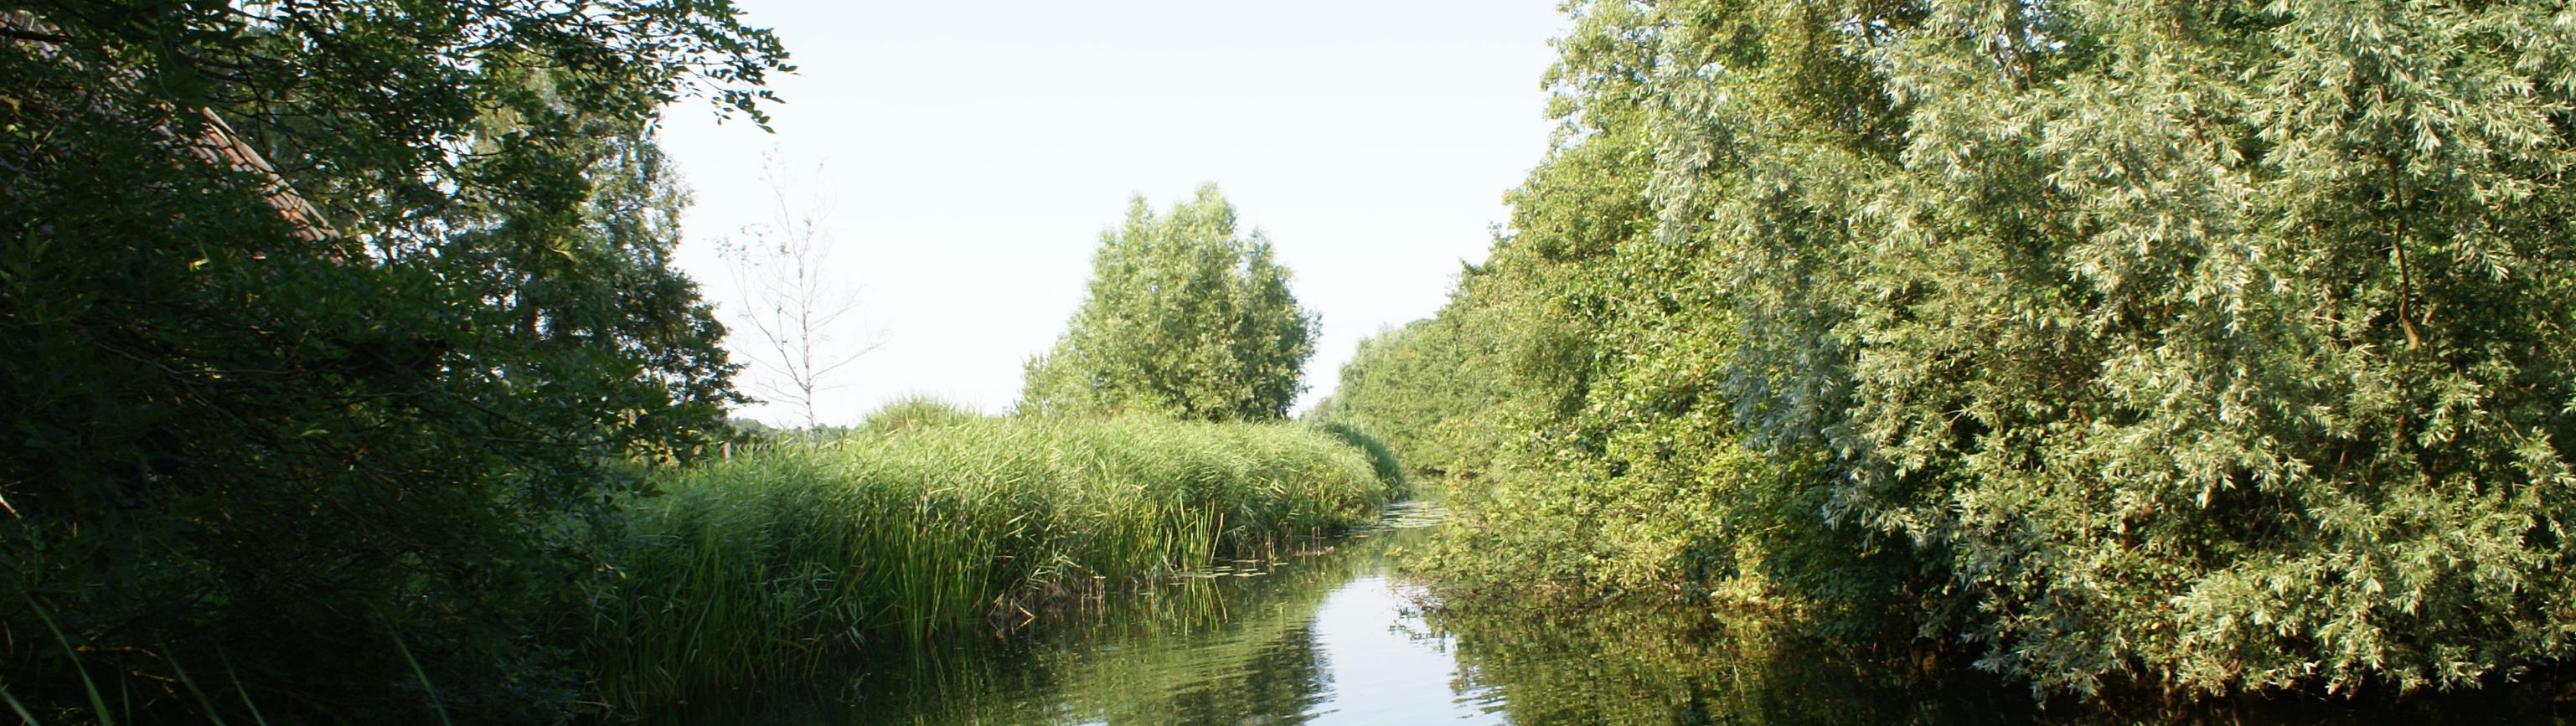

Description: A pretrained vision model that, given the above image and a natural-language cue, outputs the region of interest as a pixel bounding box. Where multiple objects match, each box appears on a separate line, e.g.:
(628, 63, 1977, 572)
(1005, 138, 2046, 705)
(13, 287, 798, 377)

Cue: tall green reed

(584, 408, 1398, 710)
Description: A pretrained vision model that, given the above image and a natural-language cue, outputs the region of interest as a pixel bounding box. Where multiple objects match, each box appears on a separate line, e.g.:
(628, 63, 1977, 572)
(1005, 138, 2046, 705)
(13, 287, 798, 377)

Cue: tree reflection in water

(1428, 600, 2576, 726)
(648, 506, 1397, 725)
(651, 501, 2576, 726)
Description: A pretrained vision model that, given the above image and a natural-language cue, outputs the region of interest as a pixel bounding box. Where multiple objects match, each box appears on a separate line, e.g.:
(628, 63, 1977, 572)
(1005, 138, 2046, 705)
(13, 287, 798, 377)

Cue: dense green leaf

(0, 2, 781, 721)
(1022, 184, 1320, 423)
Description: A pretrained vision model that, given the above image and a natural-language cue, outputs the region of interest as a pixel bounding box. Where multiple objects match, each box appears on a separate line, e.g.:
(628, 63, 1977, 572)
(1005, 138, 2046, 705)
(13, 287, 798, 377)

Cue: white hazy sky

(658, 1, 1567, 425)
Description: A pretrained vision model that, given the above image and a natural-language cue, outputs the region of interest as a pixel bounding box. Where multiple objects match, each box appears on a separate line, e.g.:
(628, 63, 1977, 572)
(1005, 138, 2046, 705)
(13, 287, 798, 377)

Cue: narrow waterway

(653, 500, 1506, 723)
(654, 500, 2576, 725)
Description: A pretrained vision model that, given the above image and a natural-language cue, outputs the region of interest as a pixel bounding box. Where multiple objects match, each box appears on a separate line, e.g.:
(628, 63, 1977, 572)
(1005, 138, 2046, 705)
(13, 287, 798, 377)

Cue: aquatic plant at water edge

(584, 411, 1396, 708)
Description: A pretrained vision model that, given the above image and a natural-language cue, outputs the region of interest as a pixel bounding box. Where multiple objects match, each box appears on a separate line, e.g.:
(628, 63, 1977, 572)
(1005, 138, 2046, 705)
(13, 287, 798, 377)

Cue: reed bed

(584, 406, 1403, 709)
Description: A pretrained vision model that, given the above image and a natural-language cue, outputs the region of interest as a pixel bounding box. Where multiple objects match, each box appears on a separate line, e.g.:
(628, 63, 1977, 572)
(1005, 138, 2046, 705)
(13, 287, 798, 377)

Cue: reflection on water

(1431, 598, 2034, 725)
(653, 500, 1470, 725)
(656, 500, 2576, 725)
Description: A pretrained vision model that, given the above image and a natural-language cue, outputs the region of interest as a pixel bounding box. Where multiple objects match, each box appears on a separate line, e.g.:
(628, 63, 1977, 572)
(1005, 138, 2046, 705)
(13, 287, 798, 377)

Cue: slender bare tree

(720, 155, 880, 428)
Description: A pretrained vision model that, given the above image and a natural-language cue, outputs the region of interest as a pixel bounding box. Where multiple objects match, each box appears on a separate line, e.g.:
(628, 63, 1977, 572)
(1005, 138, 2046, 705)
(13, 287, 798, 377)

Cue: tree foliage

(1308, 313, 1508, 476)
(1363, 0, 2576, 700)
(1653, 0, 2576, 696)
(0, 1, 782, 721)
(1022, 184, 1319, 422)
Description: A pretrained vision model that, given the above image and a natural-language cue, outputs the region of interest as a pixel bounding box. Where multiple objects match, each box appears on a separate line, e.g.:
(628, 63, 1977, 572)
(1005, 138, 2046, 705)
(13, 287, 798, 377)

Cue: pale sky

(658, 1, 1566, 425)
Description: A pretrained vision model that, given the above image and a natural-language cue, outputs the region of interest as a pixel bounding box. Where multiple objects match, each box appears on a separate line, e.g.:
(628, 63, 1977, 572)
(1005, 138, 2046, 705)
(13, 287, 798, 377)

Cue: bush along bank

(582, 405, 1405, 709)
(1327, 0, 2576, 704)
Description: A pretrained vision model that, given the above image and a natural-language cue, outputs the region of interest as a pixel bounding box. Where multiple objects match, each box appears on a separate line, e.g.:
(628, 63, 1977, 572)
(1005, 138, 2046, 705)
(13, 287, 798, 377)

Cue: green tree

(1377, 0, 1909, 624)
(1021, 184, 1319, 422)
(0, 2, 782, 721)
(1649, 0, 2576, 698)
(1391, 0, 2576, 701)
(1309, 317, 1492, 475)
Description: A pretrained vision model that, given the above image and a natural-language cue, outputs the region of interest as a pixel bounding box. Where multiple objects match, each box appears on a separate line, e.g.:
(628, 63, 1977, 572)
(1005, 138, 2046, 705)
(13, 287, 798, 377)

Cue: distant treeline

(1318, 0, 2576, 701)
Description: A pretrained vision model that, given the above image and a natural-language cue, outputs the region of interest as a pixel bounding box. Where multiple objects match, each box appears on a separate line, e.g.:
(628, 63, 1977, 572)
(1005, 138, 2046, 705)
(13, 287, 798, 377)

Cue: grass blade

(157, 648, 228, 726)
(3, 687, 40, 726)
(215, 650, 269, 726)
(24, 597, 110, 726)
(383, 623, 452, 726)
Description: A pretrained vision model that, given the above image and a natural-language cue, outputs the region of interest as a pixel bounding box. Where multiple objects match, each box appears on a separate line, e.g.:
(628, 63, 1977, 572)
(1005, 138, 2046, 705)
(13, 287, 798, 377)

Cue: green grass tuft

(855, 395, 983, 436)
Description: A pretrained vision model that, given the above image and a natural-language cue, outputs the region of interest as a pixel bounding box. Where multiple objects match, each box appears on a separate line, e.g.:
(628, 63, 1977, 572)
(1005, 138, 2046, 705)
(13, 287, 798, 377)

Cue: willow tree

(1021, 184, 1318, 422)
(1649, 0, 2576, 697)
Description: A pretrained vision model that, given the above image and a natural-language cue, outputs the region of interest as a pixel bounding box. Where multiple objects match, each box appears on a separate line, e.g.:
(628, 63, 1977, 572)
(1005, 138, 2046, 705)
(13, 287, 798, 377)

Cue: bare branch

(720, 151, 881, 428)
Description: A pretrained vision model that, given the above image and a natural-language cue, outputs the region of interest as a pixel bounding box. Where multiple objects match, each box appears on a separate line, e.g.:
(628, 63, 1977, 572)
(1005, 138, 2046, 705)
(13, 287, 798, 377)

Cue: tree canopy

(1022, 184, 1319, 422)
(1, 1, 785, 721)
(1343, 0, 2576, 700)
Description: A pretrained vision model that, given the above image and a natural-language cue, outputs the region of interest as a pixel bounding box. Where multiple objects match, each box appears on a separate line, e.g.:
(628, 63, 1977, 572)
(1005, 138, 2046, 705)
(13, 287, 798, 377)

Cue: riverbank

(582, 405, 1407, 711)
(629, 487, 2576, 726)
(638, 498, 1453, 724)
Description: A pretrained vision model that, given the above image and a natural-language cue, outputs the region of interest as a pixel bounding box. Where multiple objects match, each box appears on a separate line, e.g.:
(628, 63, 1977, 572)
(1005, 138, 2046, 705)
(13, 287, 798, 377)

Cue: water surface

(657, 500, 2576, 725)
